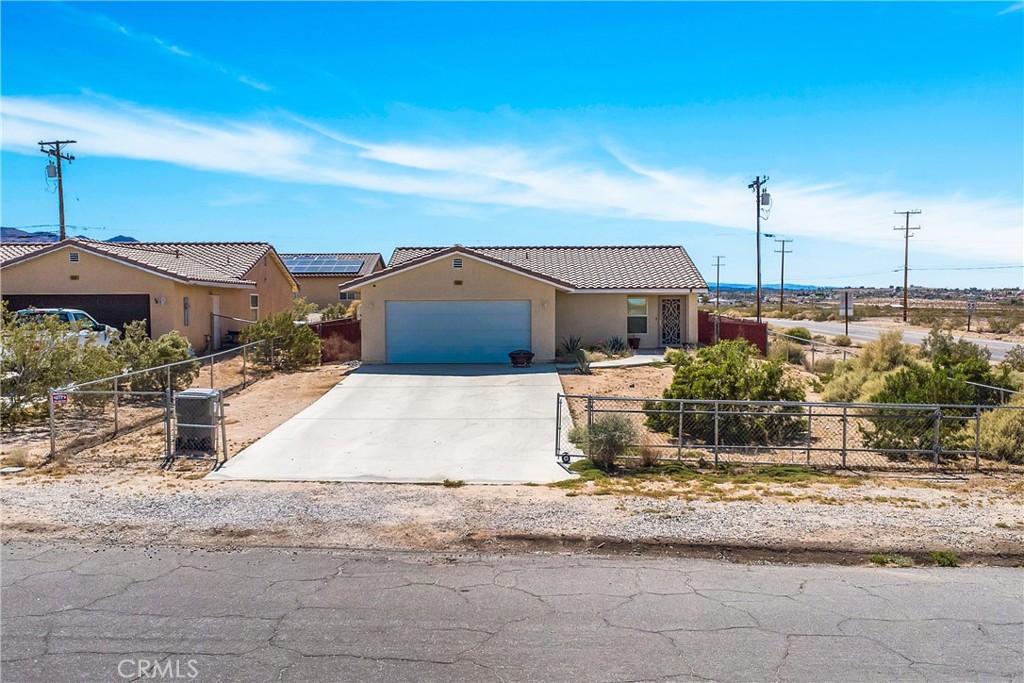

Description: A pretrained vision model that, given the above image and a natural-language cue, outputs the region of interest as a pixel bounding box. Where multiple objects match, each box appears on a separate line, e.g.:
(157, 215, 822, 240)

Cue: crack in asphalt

(2, 540, 1021, 683)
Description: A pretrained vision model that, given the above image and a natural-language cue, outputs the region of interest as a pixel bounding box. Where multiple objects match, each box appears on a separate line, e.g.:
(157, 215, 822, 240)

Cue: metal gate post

(269, 337, 275, 371)
(166, 366, 172, 393)
(932, 408, 942, 467)
(164, 388, 173, 460)
(811, 344, 816, 371)
(974, 407, 981, 471)
(242, 345, 248, 388)
(677, 402, 684, 459)
(713, 401, 720, 466)
(806, 404, 812, 465)
(48, 389, 56, 459)
(219, 390, 228, 466)
(210, 357, 215, 388)
(841, 405, 848, 468)
(586, 396, 594, 456)
(113, 378, 119, 435)
(555, 395, 562, 458)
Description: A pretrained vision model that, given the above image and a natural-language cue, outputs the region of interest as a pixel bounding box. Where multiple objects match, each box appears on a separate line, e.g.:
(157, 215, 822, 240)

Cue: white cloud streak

(3, 95, 1020, 263)
(67, 6, 272, 92)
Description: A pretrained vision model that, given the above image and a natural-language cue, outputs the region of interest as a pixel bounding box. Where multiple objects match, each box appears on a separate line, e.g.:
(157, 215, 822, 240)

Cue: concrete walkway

(554, 348, 668, 370)
(208, 364, 569, 484)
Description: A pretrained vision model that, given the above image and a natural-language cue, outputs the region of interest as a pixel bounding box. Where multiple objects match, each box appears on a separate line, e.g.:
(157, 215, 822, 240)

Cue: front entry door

(660, 298, 682, 346)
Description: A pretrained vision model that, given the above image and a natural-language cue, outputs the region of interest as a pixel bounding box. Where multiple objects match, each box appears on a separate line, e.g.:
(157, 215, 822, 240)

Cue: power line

(894, 209, 922, 322)
(747, 175, 771, 324)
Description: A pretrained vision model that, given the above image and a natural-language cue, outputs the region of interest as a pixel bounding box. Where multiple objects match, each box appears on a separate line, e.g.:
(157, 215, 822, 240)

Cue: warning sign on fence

(51, 393, 69, 405)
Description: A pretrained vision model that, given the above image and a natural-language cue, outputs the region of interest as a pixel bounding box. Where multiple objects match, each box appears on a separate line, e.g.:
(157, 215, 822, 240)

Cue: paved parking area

(208, 364, 570, 484)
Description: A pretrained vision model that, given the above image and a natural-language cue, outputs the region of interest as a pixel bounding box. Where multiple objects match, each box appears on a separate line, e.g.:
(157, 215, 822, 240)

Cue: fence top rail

(558, 393, 1021, 412)
(767, 329, 861, 353)
(58, 337, 275, 392)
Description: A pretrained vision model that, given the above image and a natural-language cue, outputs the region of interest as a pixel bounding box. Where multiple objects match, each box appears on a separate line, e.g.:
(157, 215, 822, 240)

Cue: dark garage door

(2, 294, 151, 335)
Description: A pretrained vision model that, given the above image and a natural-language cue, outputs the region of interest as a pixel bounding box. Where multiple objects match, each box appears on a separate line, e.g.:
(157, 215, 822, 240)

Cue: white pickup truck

(14, 308, 120, 346)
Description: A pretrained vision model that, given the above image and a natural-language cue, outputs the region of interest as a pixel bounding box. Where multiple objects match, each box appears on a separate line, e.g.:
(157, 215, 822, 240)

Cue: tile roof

(0, 239, 296, 288)
(386, 245, 708, 290)
(280, 253, 384, 278)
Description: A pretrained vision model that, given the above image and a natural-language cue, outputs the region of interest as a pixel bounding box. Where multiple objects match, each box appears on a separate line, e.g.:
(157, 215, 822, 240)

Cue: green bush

(559, 335, 584, 357)
(977, 395, 1024, 463)
(574, 349, 592, 375)
(1001, 345, 1024, 373)
(785, 327, 812, 343)
(0, 303, 122, 430)
(240, 302, 322, 371)
(643, 340, 805, 445)
(859, 330, 914, 373)
(113, 321, 198, 391)
(833, 334, 852, 347)
(768, 340, 805, 366)
(319, 301, 351, 322)
(570, 414, 638, 471)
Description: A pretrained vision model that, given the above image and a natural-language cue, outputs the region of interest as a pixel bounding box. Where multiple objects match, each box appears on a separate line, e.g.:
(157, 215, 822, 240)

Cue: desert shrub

(319, 302, 350, 321)
(635, 443, 662, 468)
(833, 334, 852, 347)
(919, 327, 1013, 404)
(601, 336, 629, 355)
(574, 349, 592, 375)
(785, 327, 812, 343)
(643, 340, 805, 444)
(1001, 345, 1024, 373)
(768, 339, 805, 366)
(0, 304, 124, 430)
(858, 330, 913, 373)
(559, 335, 584, 357)
(113, 321, 198, 391)
(578, 414, 638, 470)
(290, 297, 319, 320)
(929, 551, 959, 567)
(977, 395, 1024, 463)
(663, 348, 688, 365)
(808, 357, 837, 376)
(984, 312, 1023, 335)
(241, 302, 322, 371)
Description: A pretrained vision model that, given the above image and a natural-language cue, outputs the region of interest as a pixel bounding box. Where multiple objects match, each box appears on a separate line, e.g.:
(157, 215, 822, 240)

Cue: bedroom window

(627, 297, 648, 334)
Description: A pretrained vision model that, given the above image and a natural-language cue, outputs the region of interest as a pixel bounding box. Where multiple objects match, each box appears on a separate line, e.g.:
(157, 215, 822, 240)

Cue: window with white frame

(249, 294, 260, 320)
(340, 290, 360, 301)
(627, 297, 648, 334)
(183, 297, 190, 326)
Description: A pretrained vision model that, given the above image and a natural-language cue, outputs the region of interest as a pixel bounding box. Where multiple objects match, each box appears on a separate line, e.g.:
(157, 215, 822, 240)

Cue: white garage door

(386, 301, 531, 363)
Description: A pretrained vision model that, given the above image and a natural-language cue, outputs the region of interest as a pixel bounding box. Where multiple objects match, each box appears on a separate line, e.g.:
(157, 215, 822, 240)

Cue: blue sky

(2, 1, 1022, 288)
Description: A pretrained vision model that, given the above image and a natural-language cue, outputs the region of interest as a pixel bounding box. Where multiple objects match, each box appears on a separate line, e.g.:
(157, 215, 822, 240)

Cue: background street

(2, 541, 1021, 682)
(770, 319, 1019, 362)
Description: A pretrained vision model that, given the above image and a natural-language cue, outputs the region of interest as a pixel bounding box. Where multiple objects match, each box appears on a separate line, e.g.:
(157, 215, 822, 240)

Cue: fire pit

(508, 349, 535, 367)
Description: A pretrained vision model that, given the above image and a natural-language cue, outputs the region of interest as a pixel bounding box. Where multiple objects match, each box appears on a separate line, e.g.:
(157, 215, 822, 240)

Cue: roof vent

(453, 258, 463, 269)
(69, 252, 80, 263)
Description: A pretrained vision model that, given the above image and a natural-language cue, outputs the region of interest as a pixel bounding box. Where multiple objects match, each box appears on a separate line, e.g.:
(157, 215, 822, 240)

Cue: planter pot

(508, 350, 535, 367)
(627, 337, 641, 350)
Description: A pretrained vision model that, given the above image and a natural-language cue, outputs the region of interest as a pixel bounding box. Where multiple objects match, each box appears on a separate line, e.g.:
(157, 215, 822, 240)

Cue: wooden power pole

(39, 140, 76, 241)
(774, 238, 793, 313)
(893, 209, 921, 322)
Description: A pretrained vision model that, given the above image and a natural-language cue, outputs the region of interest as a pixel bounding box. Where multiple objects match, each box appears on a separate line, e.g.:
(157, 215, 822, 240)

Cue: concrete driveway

(208, 364, 570, 484)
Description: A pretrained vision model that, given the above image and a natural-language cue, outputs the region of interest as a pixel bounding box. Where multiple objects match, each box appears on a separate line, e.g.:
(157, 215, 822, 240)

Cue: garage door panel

(386, 301, 531, 364)
(1, 294, 150, 335)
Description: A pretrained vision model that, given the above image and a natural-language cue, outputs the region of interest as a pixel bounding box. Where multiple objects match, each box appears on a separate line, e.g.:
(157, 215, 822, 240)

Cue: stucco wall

(359, 255, 557, 363)
(1, 245, 297, 352)
(555, 292, 699, 350)
(293, 277, 358, 308)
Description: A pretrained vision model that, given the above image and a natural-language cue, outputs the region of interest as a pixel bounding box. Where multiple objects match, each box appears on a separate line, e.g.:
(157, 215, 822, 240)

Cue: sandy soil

(558, 364, 675, 399)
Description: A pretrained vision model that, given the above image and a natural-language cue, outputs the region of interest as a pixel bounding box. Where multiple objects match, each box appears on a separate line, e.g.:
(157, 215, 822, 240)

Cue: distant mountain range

(0, 227, 138, 243)
(714, 282, 823, 292)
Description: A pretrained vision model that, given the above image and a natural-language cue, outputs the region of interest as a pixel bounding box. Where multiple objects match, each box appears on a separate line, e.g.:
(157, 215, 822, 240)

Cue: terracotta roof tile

(388, 245, 708, 290)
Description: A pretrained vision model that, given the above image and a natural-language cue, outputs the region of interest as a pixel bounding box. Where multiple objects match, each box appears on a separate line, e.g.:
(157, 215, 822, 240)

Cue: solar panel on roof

(281, 256, 365, 274)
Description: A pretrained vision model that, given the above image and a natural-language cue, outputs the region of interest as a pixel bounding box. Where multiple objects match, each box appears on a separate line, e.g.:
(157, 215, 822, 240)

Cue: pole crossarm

(38, 140, 77, 242)
(894, 209, 922, 323)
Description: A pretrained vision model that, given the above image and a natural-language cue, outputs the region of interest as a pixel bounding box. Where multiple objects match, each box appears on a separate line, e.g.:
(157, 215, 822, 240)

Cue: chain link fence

(556, 393, 1024, 471)
(46, 338, 275, 465)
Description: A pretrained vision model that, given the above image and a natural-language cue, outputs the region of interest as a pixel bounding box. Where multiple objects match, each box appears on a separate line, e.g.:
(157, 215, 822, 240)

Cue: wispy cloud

(3, 95, 1020, 263)
(997, 2, 1023, 15)
(63, 6, 272, 92)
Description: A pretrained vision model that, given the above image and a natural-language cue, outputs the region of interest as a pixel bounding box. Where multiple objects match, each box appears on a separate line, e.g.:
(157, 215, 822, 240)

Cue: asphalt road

(2, 542, 1021, 682)
(769, 319, 1020, 362)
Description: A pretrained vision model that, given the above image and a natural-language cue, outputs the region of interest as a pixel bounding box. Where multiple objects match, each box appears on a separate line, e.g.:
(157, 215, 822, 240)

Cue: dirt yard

(2, 359, 1022, 565)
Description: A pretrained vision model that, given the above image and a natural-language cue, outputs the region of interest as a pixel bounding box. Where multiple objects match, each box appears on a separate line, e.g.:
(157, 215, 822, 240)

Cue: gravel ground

(2, 473, 1022, 563)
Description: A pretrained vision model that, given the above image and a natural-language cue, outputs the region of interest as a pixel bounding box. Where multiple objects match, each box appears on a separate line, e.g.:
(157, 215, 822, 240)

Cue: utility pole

(38, 140, 76, 241)
(893, 209, 921, 323)
(713, 256, 725, 344)
(748, 175, 771, 323)
(774, 238, 793, 313)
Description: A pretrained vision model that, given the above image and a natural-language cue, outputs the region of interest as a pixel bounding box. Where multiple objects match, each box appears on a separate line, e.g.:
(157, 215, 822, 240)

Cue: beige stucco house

(343, 245, 708, 364)
(279, 253, 384, 308)
(1, 239, 298, 352)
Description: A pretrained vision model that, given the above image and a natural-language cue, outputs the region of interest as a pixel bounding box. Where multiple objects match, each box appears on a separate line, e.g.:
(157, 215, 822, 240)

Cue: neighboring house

(0, 238, 298, 352)
(279, 252, 384, 308)
(342, 245, 708, 364)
